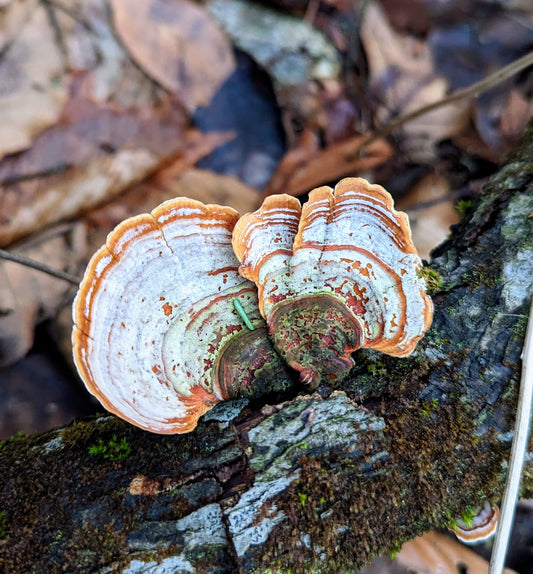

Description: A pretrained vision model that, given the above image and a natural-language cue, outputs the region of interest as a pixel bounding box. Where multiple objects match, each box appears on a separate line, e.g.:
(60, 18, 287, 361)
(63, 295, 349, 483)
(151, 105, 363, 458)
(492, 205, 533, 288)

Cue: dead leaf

(0, 0, 34, 52)
(0, 352, 96, 438)
(0, 2, 70, 160)
(427, 8, 533, 160)
(154, 168, 261, 214)
(475, 85, 533, 159)
(360, 2, 470, 161)
(379, 0, 432, 36)
(52, 0, 167, 108)
(263, 129, 393, 197)
(0, 262, 37, 366)
(0, 224, 86, 366)
(110, 0, 235, 111)
(84, 167, 260, 238)
(0, 90, 189, 247)
(396, 172, 459, 260)
(397, 531, 517, 574)
(500, 89, 533, 145)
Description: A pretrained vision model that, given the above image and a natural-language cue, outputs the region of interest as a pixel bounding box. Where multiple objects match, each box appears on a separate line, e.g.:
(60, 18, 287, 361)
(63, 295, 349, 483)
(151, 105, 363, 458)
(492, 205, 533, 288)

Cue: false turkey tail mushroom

(72, 178, 433, 432)
(451, 502, 500, 544)
(72, 198, 291, 434)
(232, 177, 434, 387)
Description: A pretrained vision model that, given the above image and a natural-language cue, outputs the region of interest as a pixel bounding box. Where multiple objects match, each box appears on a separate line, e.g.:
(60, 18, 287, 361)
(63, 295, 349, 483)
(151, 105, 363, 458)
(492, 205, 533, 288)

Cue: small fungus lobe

(451, 502, 500, 544)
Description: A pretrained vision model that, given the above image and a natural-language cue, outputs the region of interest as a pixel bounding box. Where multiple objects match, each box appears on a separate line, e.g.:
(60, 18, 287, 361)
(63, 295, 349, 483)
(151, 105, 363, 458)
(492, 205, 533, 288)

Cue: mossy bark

(1, 124, 532, 573)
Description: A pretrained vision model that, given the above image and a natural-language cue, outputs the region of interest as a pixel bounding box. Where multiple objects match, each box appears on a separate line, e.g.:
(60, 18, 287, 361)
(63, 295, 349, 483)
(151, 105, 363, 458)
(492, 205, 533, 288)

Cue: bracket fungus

(72, 198, 291, 434)
(72, 178, 433, 433)
(451, 502, 500, 544)
(232, 178, 433, 387)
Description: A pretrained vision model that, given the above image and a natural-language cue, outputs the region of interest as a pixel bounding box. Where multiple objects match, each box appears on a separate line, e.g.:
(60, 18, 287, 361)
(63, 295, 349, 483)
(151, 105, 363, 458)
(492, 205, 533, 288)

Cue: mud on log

(1, 124, 533, 573)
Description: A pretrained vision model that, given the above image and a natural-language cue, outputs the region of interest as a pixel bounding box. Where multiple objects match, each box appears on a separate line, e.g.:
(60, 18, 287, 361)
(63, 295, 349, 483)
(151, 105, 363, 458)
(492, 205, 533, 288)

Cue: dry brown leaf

(154, 168, 261, 214)
(83, 167, 260, 243)
(397, 531, 517, 574)
(71, 131, 236, 233)
(360, 2, 470, 161)
(475, 86, 533, 159)
(51, 0, 166, 108)
(0, 0, 34, 52)
(0, 224, 86, 366)
(0, 263, 37, 366)
(0, 0, 238, 248)
(452, 125, 500, 164)
(379, 0, 432, 36)
(110, 0, 235, 111)
(500, 89, 533, 145)
(0, 91, 189, 247)
(0, 2, 70, 160)
(78, 168, 260, 269)
(263, 129, 393, 198)
(396, 172, 459, 260)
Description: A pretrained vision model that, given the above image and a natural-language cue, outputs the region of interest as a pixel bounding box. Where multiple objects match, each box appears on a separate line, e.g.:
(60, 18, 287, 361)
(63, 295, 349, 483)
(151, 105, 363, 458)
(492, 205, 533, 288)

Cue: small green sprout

(367, 361, 386, 377)
(456, 199, 473, 215)
(420, 397, 439, 418)
(459, 506, 477, 528)
(389, 540, 402, 559)
(233, 298, 255, 330)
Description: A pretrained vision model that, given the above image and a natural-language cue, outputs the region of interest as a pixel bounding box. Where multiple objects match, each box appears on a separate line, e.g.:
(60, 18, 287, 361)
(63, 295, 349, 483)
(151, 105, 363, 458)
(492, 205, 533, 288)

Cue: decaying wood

(1, 124, 532, 573)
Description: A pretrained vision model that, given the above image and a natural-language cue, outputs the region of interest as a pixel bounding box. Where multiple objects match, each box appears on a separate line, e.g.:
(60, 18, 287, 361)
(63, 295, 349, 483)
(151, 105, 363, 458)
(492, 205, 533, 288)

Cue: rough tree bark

(1, 122, 532, 574)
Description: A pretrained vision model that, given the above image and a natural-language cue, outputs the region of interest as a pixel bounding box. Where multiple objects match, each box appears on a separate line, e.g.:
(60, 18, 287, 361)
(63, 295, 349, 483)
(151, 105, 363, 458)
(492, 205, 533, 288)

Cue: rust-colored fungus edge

(72, 197, 240, 434)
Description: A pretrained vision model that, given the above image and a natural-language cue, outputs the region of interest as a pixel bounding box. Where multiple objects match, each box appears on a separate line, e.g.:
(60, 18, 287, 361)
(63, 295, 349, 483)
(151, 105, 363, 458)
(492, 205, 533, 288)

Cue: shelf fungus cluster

(72, 178, 433, 433)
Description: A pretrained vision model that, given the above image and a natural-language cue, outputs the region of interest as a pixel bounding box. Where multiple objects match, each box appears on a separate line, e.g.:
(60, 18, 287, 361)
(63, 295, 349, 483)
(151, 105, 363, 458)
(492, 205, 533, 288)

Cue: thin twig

(0, 249, 80, 285)
(1, 164, 71, 187)
(489, 296, 533, 574)
(361, 50, 533, 151)
(41, 0, 69, 60)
